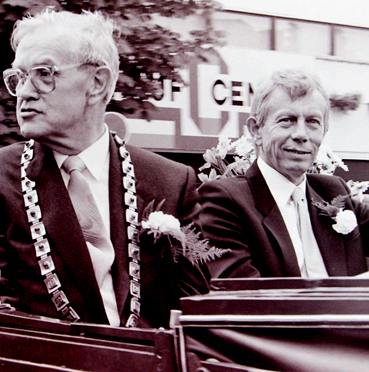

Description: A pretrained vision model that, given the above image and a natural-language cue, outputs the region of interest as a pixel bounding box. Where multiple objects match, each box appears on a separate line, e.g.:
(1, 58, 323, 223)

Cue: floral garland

(198, 136, 350, 181)
(198, 135, 255, 183)
(307, 144, 348, 175)
(347, 180, 369, 203)
(198, 136, 369, 201)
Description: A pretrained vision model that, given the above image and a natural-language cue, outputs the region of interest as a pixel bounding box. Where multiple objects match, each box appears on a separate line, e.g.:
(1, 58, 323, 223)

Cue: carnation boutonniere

(312, 195, 358, 235)
(139, 200, 230, 265)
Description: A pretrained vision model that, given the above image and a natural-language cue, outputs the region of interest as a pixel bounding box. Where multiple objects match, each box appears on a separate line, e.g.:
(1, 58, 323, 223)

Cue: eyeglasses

(3, 63, 92, 97)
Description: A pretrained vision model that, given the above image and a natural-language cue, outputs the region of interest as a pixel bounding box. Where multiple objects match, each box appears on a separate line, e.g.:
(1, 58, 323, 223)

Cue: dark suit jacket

(0, 134, 209, 328)
(198, 161, 369, 278)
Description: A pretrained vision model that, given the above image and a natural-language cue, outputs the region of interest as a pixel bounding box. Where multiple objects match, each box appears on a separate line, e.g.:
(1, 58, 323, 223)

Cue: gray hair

(250, 69, 330, 132)
(11, 8, 120, 103)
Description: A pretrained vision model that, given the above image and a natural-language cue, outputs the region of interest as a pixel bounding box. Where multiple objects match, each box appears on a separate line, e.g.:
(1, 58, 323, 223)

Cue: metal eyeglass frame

(3, 63, 95, 97)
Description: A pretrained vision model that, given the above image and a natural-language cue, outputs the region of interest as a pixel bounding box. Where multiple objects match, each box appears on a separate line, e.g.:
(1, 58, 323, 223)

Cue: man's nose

(291, 119, 308, 142)
(16, 76, 39, 99)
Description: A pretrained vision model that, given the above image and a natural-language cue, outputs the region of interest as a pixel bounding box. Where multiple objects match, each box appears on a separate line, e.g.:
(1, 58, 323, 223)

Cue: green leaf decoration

(312, 195, 348, 218)
(142, 199, 156, 221)
(155, 199, 166, 212)
(177, 223, 230, 265)
(330, 195, 347, 209)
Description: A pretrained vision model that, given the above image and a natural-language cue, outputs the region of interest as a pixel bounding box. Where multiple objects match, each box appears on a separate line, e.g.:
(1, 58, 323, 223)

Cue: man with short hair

(0, 9, 209, 328)
(198, 69, 369, 278)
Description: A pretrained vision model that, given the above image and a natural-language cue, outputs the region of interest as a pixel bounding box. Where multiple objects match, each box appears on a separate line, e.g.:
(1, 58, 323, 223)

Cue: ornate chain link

(21, 132, 141, 326)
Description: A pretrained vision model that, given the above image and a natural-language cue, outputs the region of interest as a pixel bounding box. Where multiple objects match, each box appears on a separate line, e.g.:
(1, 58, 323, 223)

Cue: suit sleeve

(176, 165, 202, 225)
(197, 180, 261, 279)
(0, 194, 20, 308)
(334, 176, 369, 257)
(350, 197, 369, 258)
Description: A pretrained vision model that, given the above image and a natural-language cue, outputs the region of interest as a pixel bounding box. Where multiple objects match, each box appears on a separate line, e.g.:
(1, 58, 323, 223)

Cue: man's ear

(247, 116, 262, 146)
(87, 67, 111, 105)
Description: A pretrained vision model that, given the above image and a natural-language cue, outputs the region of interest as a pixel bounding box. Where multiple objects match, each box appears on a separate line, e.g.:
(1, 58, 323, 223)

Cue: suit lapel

(247, 162, 301, 276)
(109, 136, 129, 317)
(27, 143, 108, 323)
(307, 183, 348, 276)
(262, 207, 301, 276)
(109, 136, 145, 319)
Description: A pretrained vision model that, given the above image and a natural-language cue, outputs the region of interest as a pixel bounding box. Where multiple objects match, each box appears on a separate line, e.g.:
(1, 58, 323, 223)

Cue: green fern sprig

(172, 223, 230, 265)
(312, 195, 347, 218)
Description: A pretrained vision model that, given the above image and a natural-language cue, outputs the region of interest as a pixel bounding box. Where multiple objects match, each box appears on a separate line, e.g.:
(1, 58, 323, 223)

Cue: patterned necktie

(62, 156, 115, 287)
(291, 186, 328, 278)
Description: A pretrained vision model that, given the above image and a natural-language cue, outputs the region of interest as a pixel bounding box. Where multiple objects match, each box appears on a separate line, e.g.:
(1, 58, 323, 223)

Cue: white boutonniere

(141, 210, 185, 243)
(312, 195, 358, 235)
(139, 200, 230, 265)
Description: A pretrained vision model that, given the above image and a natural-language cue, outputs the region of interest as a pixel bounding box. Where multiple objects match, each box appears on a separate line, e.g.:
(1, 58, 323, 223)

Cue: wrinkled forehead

(13, 27, 80, 68)
(263, 86, 330, 128)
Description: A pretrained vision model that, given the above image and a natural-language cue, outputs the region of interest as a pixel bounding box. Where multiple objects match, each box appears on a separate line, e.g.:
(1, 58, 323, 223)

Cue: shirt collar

(257, 157, 307, 207)
(53, 125, 110, 181)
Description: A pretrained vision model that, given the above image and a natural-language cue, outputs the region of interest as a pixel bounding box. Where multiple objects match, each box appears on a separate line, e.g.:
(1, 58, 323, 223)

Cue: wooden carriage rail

(188, 358, 279, 372)
(4, 278, 369, 372)
(179, 278, 369, 372)
(210, 277, 369, 291)
(0, 309, 254, 372)
(0, 310, 178, 372)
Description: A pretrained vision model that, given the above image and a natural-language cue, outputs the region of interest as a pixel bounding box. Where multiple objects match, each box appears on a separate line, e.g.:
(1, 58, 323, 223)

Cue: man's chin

(283, 162, 313, 184)
(20, 126, 43, 141)
(286, 158, 313, 172)
(20, 128, 35, 140)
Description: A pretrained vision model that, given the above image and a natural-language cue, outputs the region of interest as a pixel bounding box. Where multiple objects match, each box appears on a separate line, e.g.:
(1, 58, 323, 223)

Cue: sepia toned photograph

(0, 0, 369, 371)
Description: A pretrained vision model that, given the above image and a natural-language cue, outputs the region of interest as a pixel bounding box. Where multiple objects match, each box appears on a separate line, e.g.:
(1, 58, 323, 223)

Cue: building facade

(109, 0, 369, 180)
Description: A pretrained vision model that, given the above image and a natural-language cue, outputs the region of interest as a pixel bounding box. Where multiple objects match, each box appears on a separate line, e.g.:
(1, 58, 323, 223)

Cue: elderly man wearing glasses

(0, 9, 209, 328)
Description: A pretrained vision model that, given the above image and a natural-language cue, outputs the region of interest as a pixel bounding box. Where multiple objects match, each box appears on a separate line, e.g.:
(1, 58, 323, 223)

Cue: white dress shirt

(53, 125, 120, 326)
(258, 157, 328, 278)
